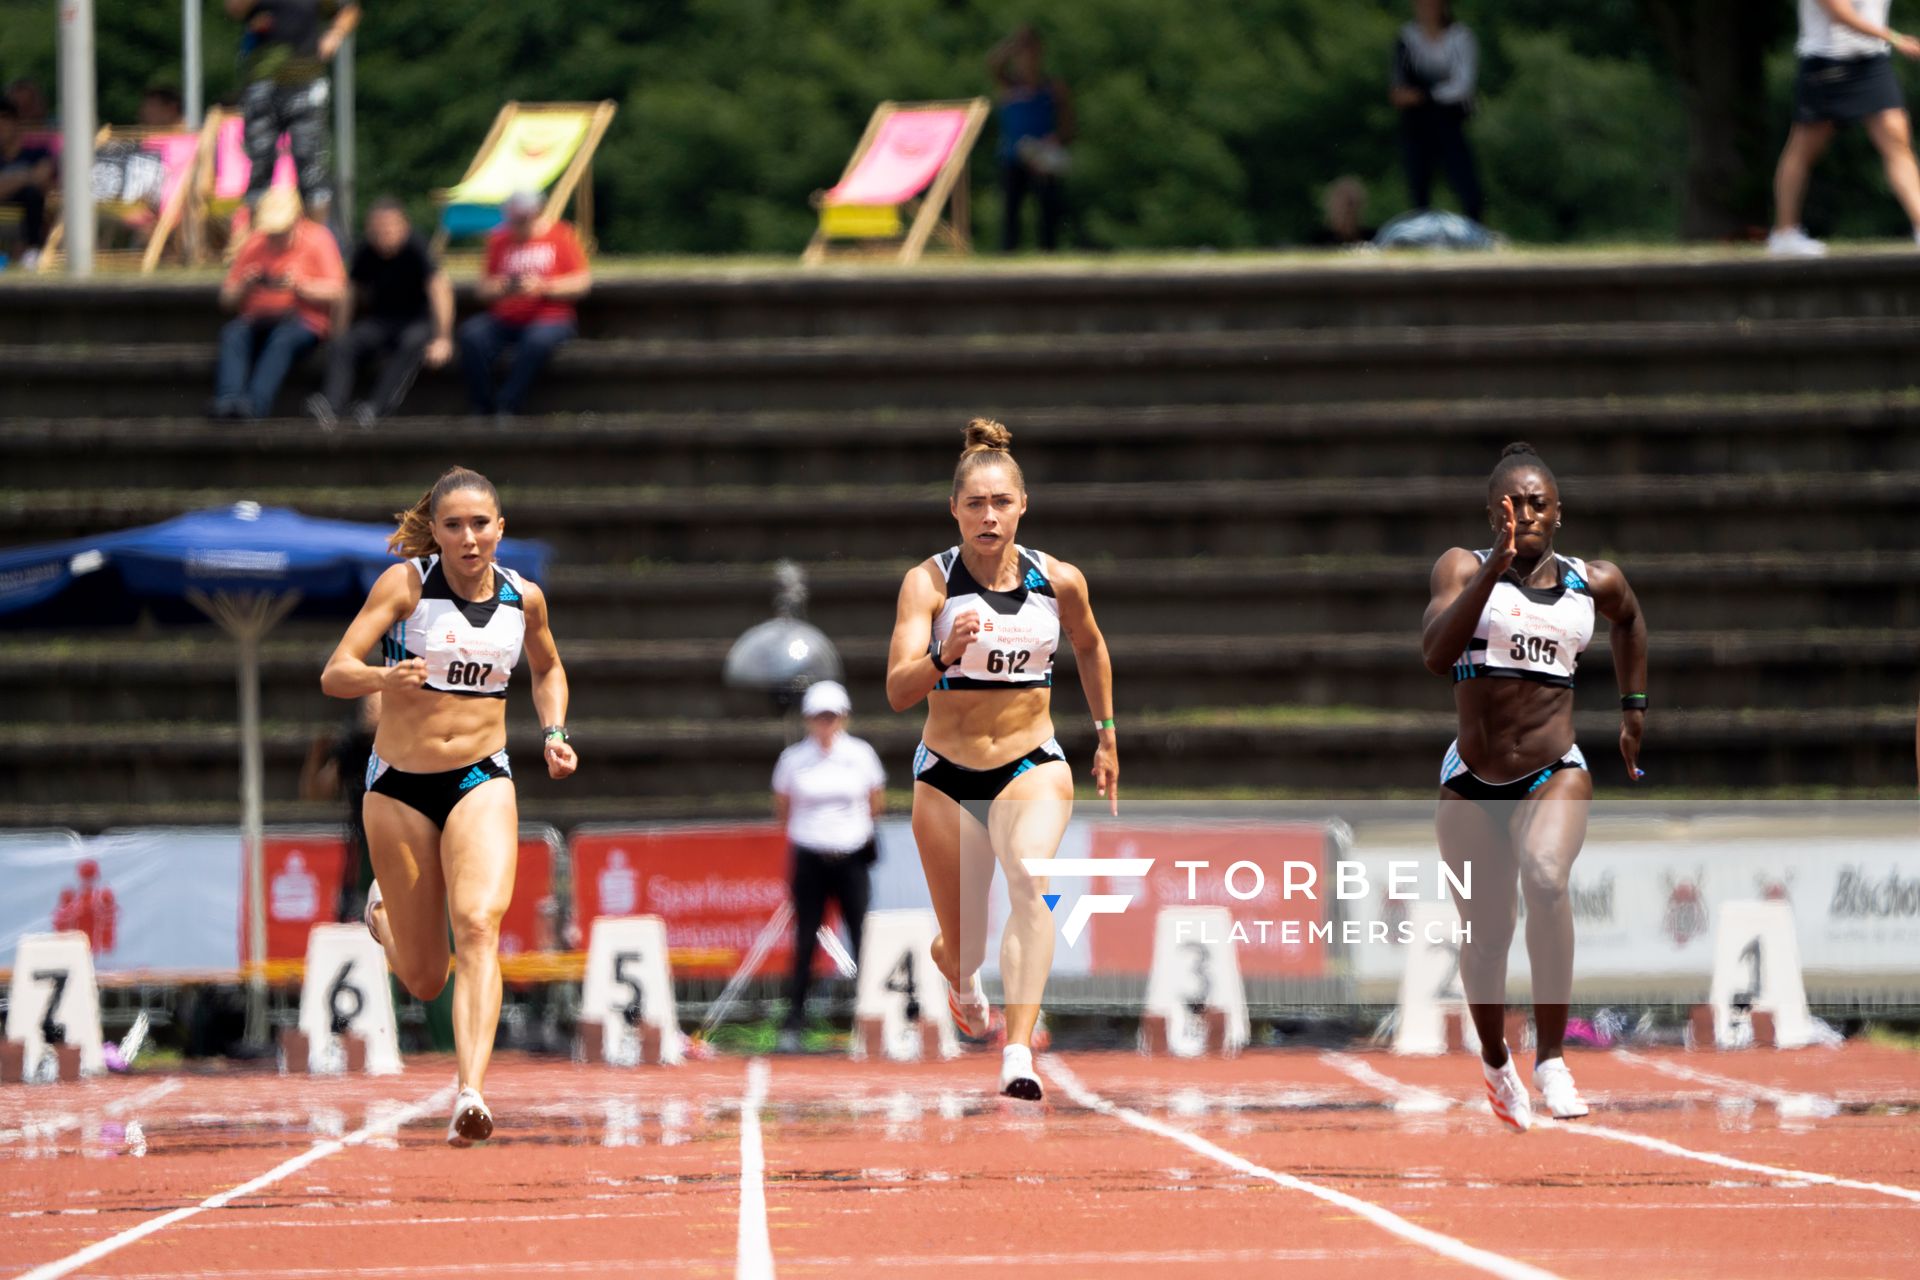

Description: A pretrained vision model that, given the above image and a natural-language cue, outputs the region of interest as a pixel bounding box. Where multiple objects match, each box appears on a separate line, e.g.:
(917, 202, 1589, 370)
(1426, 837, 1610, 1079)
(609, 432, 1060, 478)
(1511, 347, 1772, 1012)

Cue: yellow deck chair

(803, 99, 988, 265)
(37, 124, 207, 273)
(432, 101, 617, 252)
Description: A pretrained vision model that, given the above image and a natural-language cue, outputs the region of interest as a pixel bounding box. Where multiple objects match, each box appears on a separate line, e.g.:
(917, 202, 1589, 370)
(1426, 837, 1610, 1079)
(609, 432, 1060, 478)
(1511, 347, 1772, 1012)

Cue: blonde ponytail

(389, 466, 500, 558)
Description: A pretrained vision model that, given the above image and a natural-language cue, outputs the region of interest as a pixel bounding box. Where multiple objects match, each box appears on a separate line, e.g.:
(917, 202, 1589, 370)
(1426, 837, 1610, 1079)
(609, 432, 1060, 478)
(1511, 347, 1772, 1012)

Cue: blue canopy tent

(0, 502, 550, 1045)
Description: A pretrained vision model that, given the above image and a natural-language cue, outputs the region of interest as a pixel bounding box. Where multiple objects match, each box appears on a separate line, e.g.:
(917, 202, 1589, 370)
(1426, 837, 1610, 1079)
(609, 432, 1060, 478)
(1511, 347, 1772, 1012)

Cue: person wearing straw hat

(771, 679, 886, 1054)
(212, 185, 344, 419)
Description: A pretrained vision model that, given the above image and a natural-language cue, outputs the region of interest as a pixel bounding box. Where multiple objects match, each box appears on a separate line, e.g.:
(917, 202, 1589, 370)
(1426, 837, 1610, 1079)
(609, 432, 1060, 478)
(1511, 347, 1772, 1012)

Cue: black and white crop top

(929, 545, 1060, 691)
(381, 556, 528, 698)
(1451, 552, 1595, 688)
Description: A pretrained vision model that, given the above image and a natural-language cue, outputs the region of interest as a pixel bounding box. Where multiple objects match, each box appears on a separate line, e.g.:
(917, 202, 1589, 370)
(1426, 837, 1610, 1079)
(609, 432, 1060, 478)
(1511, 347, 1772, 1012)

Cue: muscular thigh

(440, 779, 519, 932)
(1509, 766, 1592, 892)
(988, 760, 1073, 891)
(363, 791, 449, 943)
(1436, 791, 1517, 922)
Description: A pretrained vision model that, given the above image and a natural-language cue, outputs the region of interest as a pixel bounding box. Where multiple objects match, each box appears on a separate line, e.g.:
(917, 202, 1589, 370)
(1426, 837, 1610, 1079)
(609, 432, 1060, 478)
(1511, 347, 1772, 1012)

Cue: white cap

(503, 189, 543, 218)
(800, 680, 851, 718)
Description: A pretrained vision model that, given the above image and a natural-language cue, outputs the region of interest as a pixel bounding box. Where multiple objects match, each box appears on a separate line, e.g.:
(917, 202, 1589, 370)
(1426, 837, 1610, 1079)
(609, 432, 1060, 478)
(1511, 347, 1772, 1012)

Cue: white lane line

(735, 1058, 774, 1280)
(1041, 1057, 1565, 1280)
(1614, 1051, 1836, 1116)
(11, 1085, 451, 1280)
(1339, 1057, 1920, 1207)
(1320, 1052, 1454, 1113)
(0, 1078, 182, 1145)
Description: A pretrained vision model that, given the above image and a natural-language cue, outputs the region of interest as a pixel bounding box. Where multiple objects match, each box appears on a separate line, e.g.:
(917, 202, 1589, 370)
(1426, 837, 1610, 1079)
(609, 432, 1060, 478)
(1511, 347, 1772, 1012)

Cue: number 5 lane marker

(13, 1085, 452, 1280)
(1042, 1057, 1566, 1280)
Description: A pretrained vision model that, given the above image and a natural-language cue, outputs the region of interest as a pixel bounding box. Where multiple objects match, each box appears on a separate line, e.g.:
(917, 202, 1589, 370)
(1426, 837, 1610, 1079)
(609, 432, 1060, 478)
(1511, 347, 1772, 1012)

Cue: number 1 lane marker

(13, 1085, 452, 1280)
(1041, 1057, 1566, 1280)
(736, 1058, 775, 1280)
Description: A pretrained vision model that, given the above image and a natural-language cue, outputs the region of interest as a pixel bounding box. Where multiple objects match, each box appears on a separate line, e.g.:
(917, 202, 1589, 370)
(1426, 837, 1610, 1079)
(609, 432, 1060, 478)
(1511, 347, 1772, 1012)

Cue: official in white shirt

(1770, 0, 1920, 256)
(772, 680, 886, 1052)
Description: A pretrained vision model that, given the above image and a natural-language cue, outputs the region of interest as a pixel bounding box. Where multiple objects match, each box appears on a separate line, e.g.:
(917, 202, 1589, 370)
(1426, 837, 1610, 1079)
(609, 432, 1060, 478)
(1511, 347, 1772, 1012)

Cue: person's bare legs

(361, 793, 451, 1001)
(1864, 108, 1920, 231)
(1436, 791, 1518, 1067)
(1774, 120, 1837, 233)
(438, 779, 518, 1094)
(1507, 769, 1593, 1063)
(913, 784, 996, 1004)
(987, 760, 1073, 1049)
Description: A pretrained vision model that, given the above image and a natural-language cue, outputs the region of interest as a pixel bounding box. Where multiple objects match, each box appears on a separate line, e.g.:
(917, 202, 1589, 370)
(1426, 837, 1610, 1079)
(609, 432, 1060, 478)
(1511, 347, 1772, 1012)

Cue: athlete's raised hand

(1091, 739, 1119, 815)
(382, 658, 428, 693)
(545, 736, 578, 780)
(1488, 496, 1518, 573)
(940, 609, 983, 668)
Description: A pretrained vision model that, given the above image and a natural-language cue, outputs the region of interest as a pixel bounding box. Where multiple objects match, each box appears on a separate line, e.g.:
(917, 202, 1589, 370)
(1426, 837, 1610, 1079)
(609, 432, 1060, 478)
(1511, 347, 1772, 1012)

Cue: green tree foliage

(0, 0, 1896, 252)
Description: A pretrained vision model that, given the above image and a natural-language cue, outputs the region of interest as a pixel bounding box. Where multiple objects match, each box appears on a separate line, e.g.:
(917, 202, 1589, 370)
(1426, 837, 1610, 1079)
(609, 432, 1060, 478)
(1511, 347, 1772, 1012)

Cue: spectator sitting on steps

(211, 185, 344, 420)
(458, 189, 590, 421)
(307, 197, 453, 429)
(1309, 176, 1379, 247)
(0, 101, 54, 265)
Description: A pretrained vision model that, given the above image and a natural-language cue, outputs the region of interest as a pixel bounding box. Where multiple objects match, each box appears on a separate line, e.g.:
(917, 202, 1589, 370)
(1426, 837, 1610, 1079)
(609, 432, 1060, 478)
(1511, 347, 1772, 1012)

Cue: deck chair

(432, 101, 617, 252)
(174, 108, 300, 261)
(37, 125, 205, 273)
(802, 99, 989, 265)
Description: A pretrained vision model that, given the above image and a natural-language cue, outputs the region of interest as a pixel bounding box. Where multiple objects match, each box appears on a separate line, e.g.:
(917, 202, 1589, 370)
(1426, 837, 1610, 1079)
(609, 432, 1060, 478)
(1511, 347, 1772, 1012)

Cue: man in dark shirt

(0, 101, 54, 257)
(309, 197, 452, 427)
(227, 0, 359, 228)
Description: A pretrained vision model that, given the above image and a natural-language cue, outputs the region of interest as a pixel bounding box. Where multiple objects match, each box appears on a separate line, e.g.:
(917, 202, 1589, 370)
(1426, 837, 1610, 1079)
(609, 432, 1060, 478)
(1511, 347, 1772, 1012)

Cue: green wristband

(1620, 694, 1647, 711)
(544, 725, 569, 743)
(1093, 718, 1116, 731)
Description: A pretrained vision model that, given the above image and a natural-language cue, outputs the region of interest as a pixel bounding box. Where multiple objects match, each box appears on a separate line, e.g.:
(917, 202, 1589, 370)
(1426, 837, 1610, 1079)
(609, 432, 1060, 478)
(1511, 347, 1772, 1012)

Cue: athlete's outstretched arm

(521, 582, 577, 780)
(321, 564, 424, 699)
(885, 561, 973, 711)
(1053, 558, 1118, 815)
(1588, 560, 1648, 781)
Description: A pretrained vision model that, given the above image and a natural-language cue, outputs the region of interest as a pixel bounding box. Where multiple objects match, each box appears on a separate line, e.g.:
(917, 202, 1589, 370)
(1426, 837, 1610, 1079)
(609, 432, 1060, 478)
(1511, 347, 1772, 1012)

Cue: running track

(2, 1043, 1917, 1278)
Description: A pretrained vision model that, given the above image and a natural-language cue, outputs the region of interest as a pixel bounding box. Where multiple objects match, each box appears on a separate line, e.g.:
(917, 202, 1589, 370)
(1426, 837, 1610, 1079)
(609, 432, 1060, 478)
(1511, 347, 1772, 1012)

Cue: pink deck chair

(36, 126, 208, 273)
(803, 99, 988, 264)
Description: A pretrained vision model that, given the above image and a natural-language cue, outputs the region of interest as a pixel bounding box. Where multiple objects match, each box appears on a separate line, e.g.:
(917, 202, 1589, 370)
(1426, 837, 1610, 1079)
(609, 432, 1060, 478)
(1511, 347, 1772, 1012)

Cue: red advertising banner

(572, 826, 827, 978)
(1089, 826, 1331, 977)
(243, 834, 349, 962)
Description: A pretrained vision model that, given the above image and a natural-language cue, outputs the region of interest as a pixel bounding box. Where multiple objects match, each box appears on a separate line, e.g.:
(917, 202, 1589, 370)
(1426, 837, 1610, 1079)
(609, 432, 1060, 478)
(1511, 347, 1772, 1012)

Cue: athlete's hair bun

(963, 417, 1013, 454)
(1500, 440, 1541, 461)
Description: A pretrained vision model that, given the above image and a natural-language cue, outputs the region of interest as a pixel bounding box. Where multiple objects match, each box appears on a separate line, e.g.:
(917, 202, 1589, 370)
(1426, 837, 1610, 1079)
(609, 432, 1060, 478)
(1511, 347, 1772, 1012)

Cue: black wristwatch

(930, 651, 953, 673)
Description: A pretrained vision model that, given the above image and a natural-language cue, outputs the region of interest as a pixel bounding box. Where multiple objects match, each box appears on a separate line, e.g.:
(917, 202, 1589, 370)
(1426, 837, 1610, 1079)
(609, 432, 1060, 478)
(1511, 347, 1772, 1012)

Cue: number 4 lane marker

(1042, 1057, 1566, 1280)
(13, 1086, 452, 1280)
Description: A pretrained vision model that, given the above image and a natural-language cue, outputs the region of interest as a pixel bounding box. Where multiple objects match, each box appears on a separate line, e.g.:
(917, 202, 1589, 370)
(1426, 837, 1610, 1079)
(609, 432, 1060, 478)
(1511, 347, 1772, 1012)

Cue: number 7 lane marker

(1041, 1057, 1566, 1280)
(736, 1058, 775, 1280)
(1323, 1055, 1920, 1206)
(12, 1085, 453, 1280)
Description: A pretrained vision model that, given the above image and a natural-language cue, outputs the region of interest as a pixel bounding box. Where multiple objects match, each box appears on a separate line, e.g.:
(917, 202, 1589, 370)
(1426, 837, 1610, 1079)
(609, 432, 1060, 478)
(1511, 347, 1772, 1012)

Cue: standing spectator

(1309, 176, 1379, 247)
(212, 186, 344, 419)
(1390, 0, 1485, 224)
(308, 198, 453, 428)
(226, 0, 359, 230)
(0, 101, 54, 264)
(771, 680, 885, 1054)
(458, 190, 590, 419)
(1769, 0, 1920, 256)
(988, 24, 1075, 252)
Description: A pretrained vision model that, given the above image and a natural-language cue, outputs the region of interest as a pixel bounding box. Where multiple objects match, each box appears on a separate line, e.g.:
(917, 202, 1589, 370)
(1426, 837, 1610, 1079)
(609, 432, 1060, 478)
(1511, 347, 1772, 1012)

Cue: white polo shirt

(772, 733, 886, 854)
(1799, 0, 1891, 58)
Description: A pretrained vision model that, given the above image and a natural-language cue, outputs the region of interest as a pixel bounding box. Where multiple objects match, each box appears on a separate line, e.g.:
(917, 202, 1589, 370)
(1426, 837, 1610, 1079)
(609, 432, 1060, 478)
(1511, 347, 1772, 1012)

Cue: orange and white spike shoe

(947, 972, 990, 1042)
(1482, 1052, 1533, 1133)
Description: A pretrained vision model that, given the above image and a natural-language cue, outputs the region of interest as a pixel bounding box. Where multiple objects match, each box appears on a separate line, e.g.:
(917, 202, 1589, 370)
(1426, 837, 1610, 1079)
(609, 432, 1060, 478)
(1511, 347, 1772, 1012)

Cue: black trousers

(322, 315, 432, 415)
(783, 843, 872, 1029)
(1001, 159, 1063, 251)
(4, 187, 47, 249)
(1400, 103, 1484, 223)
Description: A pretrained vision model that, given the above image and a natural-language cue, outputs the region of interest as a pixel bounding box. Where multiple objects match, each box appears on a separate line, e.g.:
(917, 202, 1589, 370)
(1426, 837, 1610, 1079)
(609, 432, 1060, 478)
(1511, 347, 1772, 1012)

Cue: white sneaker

(1482, 1052, 1533, 1133)
(1000, 1044, 1043, 1101)
(447, 1086, 493, 1147)
(1533, 1057, 1589, 1119)
(947, 971, 990, 1040)
(1766, 226, 1827, 257)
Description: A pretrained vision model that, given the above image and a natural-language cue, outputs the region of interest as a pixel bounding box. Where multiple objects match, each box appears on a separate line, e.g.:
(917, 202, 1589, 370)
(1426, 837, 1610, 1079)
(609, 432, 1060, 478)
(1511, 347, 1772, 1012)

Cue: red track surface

(2, 1042, 1917, 1279)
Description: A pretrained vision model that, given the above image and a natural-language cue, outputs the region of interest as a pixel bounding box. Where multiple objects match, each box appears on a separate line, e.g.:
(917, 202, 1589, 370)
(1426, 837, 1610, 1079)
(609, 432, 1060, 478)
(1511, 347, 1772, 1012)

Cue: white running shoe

(1533, 1057, 1589, 1119)
(1766, 226, 1827, 258)
(947, 971, 990, 1040)
(1482, 1053, 1533, 1133)
(1000, 1043, 1043, 1101)
(447, 1086, 493, 1147)
(363, 880, 388, 948)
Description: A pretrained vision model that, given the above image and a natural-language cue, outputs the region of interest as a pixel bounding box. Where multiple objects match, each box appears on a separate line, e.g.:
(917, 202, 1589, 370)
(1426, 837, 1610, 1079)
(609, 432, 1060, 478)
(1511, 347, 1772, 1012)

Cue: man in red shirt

(458, 189, 591, 417)
(212, 185, 345, 418)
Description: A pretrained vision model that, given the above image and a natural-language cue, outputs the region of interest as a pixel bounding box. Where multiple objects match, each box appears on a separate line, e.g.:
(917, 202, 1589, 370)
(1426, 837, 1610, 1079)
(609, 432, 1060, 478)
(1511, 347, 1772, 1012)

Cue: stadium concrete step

(6, 392, 1920, 490)
(0, 707, 1908, 813)
(8, 316, 1920, 416)
(5, 472, 1917, 561)
(6, 253, 1920, 346)
(1, 629, 1908, 723)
